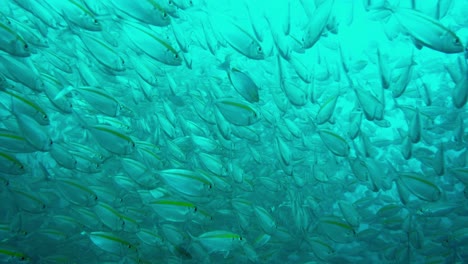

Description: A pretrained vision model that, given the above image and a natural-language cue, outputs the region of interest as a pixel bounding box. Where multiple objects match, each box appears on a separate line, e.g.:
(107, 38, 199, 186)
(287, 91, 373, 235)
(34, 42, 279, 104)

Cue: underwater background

(0, 0, 467, 263)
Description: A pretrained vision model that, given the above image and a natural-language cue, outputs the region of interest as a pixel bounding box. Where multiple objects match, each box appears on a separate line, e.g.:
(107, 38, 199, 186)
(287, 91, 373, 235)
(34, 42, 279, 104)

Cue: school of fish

(0, 0, 467, 263)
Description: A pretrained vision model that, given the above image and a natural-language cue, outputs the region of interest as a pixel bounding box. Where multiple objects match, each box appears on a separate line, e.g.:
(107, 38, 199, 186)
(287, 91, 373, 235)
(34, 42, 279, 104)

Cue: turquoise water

(0, 0, 467, 263)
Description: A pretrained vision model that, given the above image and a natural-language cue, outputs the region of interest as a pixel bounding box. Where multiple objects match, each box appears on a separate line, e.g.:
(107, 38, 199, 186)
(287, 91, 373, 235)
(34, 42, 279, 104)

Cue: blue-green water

(0, 0, 467, 263)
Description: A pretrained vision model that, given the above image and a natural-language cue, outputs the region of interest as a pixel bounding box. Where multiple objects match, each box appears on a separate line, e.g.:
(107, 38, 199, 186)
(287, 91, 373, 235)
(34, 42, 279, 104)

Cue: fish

(0, 55, 44, 91)
(111, 0, 170, 27)
(51, 0, 102, 31)
(49, 143, 77, 169)
(318, 129, 350, 157)
(158, 169, 213, 197)
(149, 200, 198, 222)
(378, 4, 464, 53)
(191, 230, 244, 254)
(317, 216, 356, 243)
(302, 0, 335, 49)
(1, 90, 49, 125)
(0, 21, 31, 57)
(55, 178, 98, 206)
(0, 152, 26, 175)
(398, 173, 441, 202)
(316, 95, 339, 125)
(122, 21, 182, 66)
(86, 231, 137, 255)
(88, 125, 135, 155)
(307, 238, 335, 260)
(78, 32, 126, 73)
(14, 114, 52, 151)
(227, 68, 260, 103)
(0, 245, 30, 262)
(215, 98, 259, 126)
(218, 17, 265, 60)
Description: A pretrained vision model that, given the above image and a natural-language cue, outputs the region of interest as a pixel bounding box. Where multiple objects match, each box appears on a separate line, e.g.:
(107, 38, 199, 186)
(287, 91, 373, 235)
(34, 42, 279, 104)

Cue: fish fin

(412, 38, 423, 50)
(217, 54, 233, 72)
(54, 85, 75, 101)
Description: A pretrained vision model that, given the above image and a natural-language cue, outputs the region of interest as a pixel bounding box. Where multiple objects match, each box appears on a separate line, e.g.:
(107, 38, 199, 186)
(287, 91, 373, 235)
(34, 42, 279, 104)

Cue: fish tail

(217, 54, 232, 72)
(366, 0, 398, 21)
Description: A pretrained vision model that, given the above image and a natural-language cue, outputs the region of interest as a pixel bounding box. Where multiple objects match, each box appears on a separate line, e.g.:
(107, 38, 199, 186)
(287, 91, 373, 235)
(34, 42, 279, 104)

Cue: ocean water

(0, 0, 467, 263)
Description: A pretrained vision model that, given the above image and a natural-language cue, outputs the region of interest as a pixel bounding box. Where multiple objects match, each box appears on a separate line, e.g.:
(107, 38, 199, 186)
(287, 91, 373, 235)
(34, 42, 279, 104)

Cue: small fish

(318, 129, 350, 157)
(8, 17, 49, 49)
(380, 5, 464, 53)
(398, 173, 441, 202)
(123, 21, 181, 66)
(112, 0, 170, 27)
(316, 95, 339, 125)
(408, 108, 421, 143)
(86, 231, 137, 255)
(0, 245, 30, 262)
(302, 0, 335, 49)
(78, 33, 125, 72)
(191, 230, 244, 254)
(0, 54, 44, 91)
(50, 143, 77, 169)
(88, 125, 135, 155)
(227, 68, 260, 103)
(0, 152, 26, 175)
(55, 178, 98, 207)
(307, 238, 335, 260)
(0, 21, 31, 57)
(64, 86, 122, 117)
(158, 169, 212, 197)
(52, 0, 102, 31)
(15, 114, 53, 151)
(215, 98, 259, 126)
(149, 200, 197, 222)
(10, 188, 47, 213)
(220, 18, 265, 60)
(452, 74, 467, 109)
(0, 129, 35, 153)
(1, 90, 49, 125)
(254, 206, 277, 234)
(317, 216, 356, 243)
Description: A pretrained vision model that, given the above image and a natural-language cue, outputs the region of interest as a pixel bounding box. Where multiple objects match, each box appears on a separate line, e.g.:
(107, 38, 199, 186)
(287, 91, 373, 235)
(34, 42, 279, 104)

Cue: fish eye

(24, 43, 28, 49)
(163, 12, 168, 18)
(194, 207, 198, 212)
(49, 140, 54, 145)
(454, 38, 461, 45)
(258, 46, 262, 52)
(94, 19, 98, 24)
(43, 114, 48, 119)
